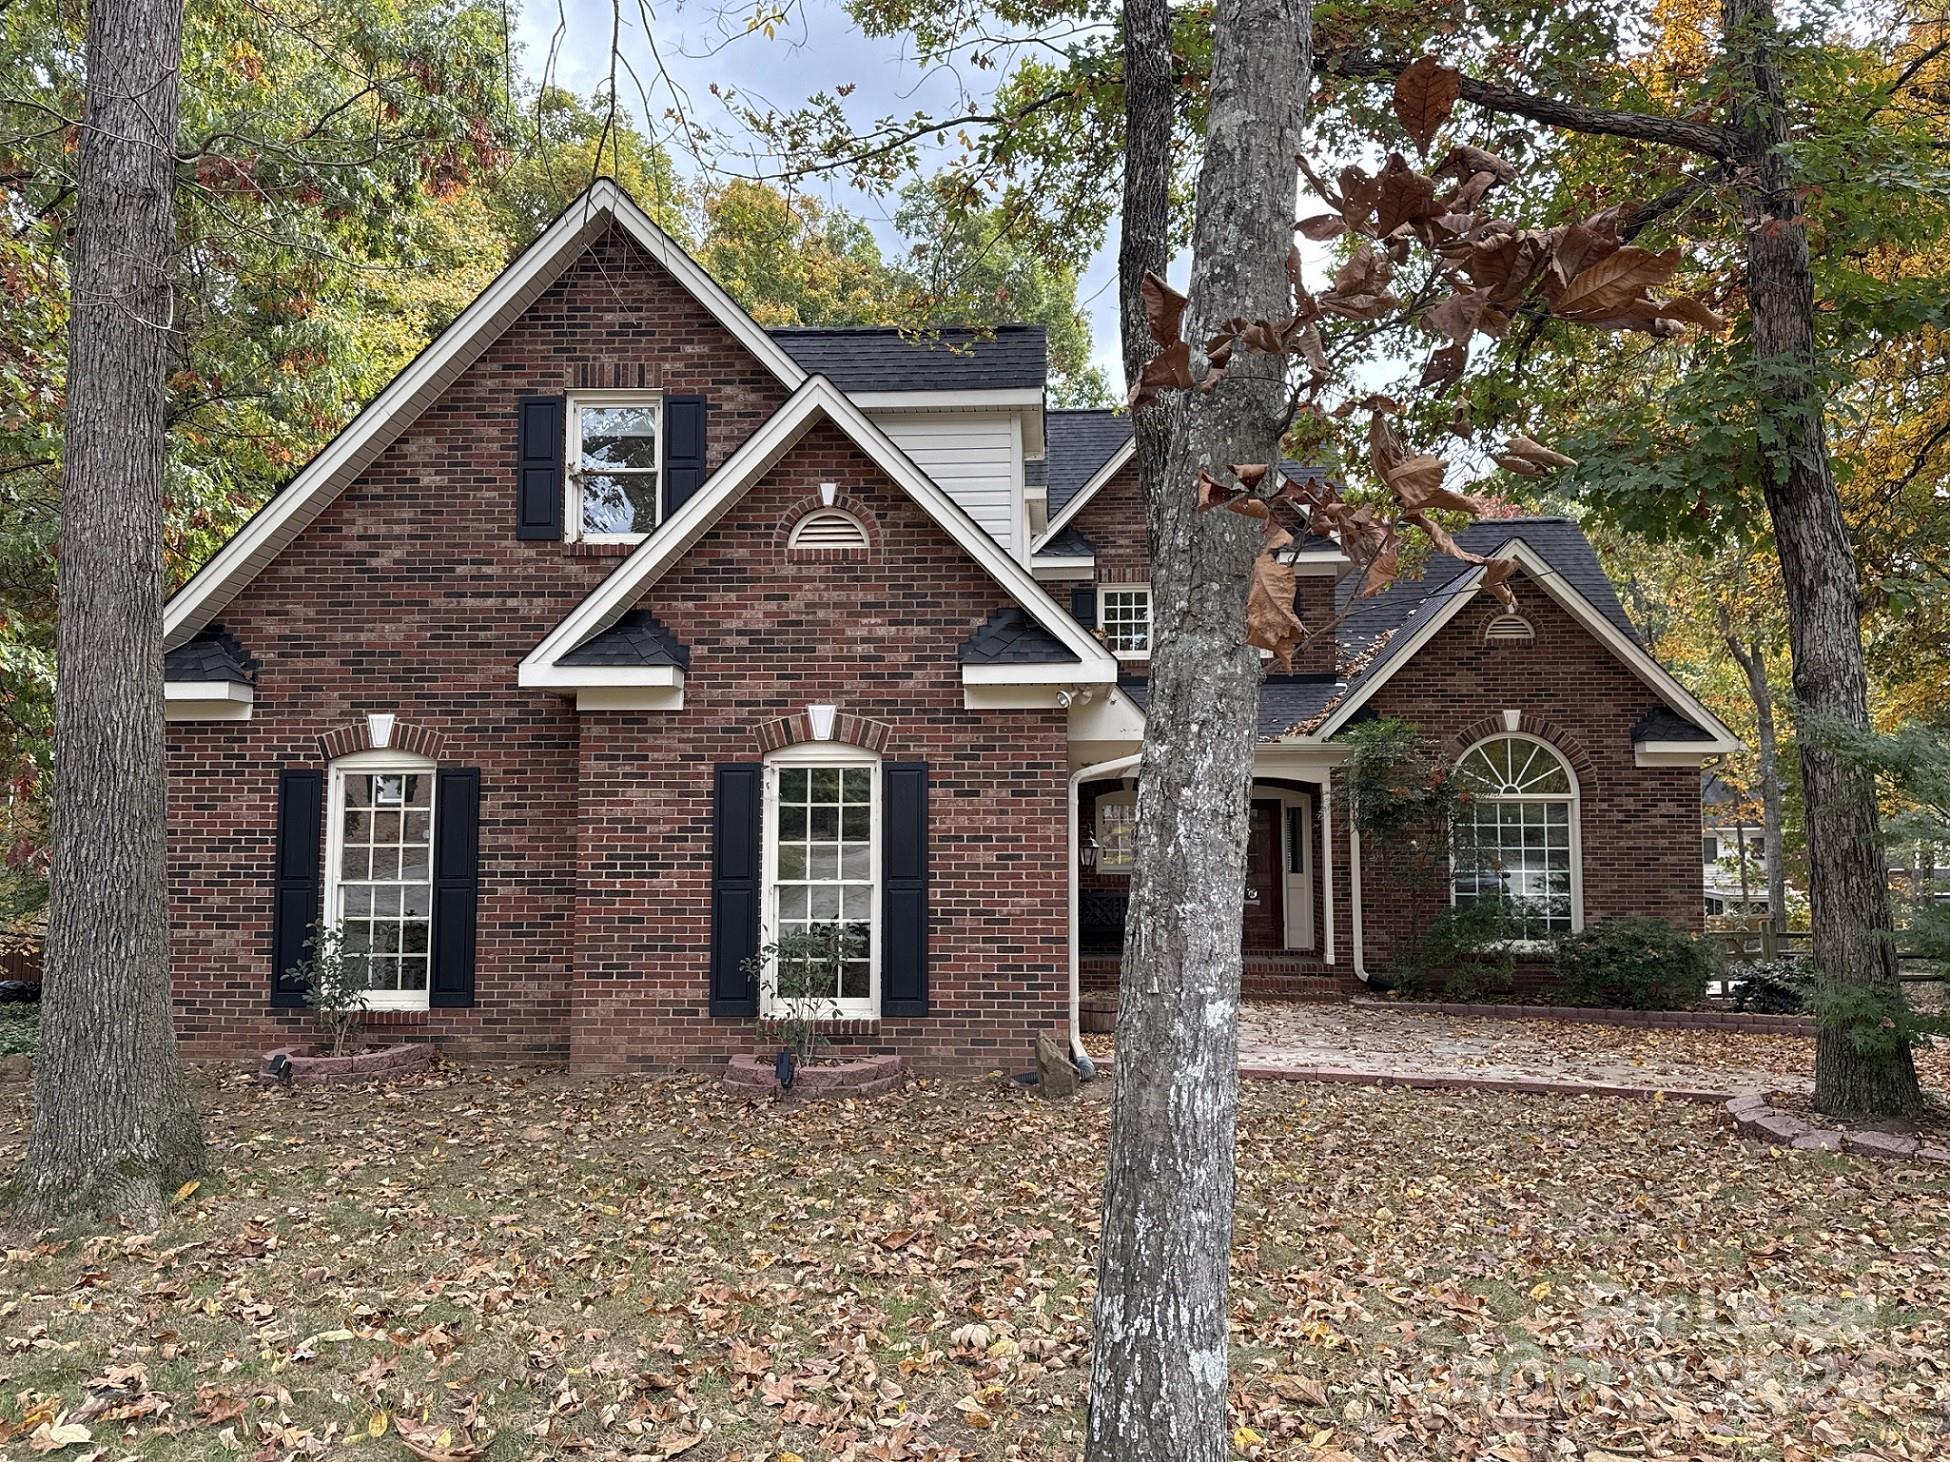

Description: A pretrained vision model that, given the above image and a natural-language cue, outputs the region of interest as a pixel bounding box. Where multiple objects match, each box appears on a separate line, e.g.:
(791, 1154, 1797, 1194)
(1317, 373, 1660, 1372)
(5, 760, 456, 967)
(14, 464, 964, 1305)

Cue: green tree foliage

(695, 179, 890, 326)
(894, 177, 1112, 404)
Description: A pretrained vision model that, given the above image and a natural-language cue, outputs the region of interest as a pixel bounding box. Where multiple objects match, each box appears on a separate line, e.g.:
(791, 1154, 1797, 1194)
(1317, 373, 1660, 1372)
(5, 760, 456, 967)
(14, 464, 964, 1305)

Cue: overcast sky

(512, 0, 1130, 386)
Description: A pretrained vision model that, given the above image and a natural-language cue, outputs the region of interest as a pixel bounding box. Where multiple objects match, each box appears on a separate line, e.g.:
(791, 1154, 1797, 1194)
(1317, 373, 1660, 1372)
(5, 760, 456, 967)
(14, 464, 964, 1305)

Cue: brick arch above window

(1449, 714, 1596, 790)
(774, 492, 881, 559)
(317, 716, 448, 763)
(751, 710, 895, 757)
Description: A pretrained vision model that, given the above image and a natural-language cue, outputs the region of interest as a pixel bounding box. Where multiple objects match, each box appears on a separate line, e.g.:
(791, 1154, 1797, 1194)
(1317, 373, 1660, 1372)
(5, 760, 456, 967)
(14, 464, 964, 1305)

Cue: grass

(0, 1065, 1945, 1459)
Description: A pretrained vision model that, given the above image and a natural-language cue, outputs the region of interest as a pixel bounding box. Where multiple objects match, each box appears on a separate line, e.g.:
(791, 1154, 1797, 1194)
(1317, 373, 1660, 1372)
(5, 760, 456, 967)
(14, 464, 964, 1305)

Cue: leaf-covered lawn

(1, 1067, 1945, 1460)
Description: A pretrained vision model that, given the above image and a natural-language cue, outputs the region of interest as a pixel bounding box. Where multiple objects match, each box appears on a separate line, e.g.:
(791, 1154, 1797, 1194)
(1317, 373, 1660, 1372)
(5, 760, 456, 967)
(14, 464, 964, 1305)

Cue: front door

(1243, 800, 1284, 950)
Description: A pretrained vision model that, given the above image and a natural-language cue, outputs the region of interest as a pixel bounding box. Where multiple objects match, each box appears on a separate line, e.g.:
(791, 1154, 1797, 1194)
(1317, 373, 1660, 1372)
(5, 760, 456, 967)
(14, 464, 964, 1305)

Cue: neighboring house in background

(1700, 772, 1773, 921)
(161, 180, 1741, 1074)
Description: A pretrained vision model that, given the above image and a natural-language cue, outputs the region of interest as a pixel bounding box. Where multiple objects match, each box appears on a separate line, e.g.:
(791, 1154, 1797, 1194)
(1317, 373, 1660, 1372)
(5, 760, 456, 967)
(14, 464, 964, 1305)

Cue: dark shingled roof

(767, 325, 1047, 394)
(1120, 675, 1341, 741)
(958, 607, 1078, 664)
(1045, 410, 1134, 517)
(1037, 525, 1095, 559)
(560, 610, 691, 669)
(163, 626, 255, 684)
(1043, 409, 1341, 553)
(1326, 517, 1645, 721)
(1634, 707, 1715, 743)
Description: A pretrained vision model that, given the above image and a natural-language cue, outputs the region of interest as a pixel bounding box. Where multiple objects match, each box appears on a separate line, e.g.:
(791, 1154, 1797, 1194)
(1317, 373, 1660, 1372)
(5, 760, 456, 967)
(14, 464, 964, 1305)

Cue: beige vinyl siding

(869, 411, 1022, 556)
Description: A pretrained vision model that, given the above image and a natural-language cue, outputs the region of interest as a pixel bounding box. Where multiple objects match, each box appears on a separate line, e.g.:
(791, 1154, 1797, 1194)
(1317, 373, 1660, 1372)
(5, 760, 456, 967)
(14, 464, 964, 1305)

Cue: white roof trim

(1036, 437, 1134, 548)
(162, 179, 807, 651)
(520, 663, 683, 690)
(164, 680, 254, 722)
(1311, 537, 1742, 751)
(522, 376, 1117, 685)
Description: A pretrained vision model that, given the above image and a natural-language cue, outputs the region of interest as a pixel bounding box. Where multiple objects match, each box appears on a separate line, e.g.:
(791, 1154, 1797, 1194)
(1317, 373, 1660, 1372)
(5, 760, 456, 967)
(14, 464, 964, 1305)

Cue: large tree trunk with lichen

(1083, 0, 1309, 1455)
(10, 0, 206, 1230)
(1723, 0, 1920, 1117)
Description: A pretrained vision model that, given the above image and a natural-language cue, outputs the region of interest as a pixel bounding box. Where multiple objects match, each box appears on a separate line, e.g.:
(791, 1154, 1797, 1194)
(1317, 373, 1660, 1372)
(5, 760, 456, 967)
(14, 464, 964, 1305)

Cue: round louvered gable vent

(788, 508, 869, 549)
(1484, 614, 1535, 643)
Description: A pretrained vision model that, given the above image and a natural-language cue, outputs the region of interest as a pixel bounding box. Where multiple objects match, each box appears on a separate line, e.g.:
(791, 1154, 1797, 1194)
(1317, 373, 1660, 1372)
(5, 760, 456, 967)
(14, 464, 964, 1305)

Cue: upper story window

(570, 393, 661, 541)
(1099, 584, 1152, 658)
(1450, 734, 1581, 941)
(325, 749, 437, 1010)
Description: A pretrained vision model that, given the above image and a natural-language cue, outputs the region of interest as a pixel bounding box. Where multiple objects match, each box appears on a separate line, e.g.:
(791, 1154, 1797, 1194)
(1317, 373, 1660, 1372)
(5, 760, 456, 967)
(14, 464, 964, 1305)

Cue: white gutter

(1068, 751, 1144, 1069)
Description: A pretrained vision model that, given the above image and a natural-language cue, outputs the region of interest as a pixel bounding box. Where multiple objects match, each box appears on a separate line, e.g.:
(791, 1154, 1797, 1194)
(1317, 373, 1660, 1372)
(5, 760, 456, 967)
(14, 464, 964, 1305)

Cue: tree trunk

(1722, 0, 1920, 1117)
(1725, 632, 1787, 933)
(1085, 0, 1308, 1456)
(10, 0, 206, 1229)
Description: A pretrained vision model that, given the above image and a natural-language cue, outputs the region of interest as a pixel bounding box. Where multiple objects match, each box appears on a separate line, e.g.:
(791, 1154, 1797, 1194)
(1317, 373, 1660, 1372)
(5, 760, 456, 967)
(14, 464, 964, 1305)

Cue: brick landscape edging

(1235, 1064, 1730, 1104)
(1362, 998, 1817, 1038)
(258, 1042, 434, 1087)
(1723, 1091, 1950, 1164)
(723, 1052, 903, 1100)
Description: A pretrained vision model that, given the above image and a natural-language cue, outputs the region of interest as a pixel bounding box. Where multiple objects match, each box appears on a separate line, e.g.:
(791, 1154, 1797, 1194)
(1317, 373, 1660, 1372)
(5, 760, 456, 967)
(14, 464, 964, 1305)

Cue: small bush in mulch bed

(1553, 917, 1713, 1011)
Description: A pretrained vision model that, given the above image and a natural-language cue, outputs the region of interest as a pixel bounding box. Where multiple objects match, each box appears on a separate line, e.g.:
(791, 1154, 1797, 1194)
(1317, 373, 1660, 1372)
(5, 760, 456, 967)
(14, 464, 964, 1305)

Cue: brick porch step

(1080, 954, 1360, 1004)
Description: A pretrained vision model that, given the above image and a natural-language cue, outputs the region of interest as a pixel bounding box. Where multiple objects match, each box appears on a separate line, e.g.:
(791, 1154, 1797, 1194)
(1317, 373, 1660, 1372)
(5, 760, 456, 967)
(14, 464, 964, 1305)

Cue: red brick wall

(567, 420, 1069, 1072)
(1067, 460, 1337, 674)
(1341, 570, 1704, 973)
(167, 225, 796, 1064)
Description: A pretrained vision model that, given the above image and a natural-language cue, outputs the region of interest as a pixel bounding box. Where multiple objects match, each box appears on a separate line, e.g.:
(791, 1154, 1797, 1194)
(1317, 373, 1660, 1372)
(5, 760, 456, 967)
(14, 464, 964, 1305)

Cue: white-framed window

(1099, 584, 1152, 657)
(324, 749, 438, 1010)
(568, 391, 662, 541)
(762, 742, 880, 1017)
(1095, 790, 1138, 874)
(1451, 734, 1582, 942)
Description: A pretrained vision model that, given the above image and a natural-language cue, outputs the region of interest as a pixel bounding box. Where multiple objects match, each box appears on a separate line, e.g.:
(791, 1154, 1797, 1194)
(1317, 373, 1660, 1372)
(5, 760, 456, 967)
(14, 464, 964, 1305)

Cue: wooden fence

(1703, 922, 1942, 981)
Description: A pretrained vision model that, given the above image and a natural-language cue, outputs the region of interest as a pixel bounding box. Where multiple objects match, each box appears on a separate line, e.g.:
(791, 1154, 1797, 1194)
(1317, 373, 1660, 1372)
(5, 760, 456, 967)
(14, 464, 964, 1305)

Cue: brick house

(161, 181, 1739, 1072)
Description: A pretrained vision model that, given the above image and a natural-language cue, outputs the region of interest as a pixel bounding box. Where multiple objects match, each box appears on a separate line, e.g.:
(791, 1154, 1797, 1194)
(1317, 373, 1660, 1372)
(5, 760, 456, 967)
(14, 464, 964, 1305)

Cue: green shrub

(1397, 900, 1520, 999)
(1726, 956, 1813, 1014)
(0, 1005, 36, 1057)
(1552, 917, 1712, 1010)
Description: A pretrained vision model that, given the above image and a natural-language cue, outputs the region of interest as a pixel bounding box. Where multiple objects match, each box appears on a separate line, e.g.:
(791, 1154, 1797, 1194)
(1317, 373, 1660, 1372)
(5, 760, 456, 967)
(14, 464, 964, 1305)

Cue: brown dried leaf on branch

(1393, 56, 1463, 157)
(1245, 523, 1305, 669)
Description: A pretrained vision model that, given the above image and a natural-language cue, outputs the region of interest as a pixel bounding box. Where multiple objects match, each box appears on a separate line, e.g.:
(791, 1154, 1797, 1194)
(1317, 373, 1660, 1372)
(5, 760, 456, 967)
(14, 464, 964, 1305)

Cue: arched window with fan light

(1451, 734, 1581, 941)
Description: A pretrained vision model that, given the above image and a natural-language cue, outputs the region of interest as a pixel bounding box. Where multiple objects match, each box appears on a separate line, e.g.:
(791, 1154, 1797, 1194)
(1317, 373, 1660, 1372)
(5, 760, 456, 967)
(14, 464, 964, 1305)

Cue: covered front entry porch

(1069, 747, 1354, 1004)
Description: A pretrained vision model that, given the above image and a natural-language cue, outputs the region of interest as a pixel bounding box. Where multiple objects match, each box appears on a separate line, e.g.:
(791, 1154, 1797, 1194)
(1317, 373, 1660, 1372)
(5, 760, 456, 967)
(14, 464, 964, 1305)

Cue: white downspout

(1349, 816, 1377, 985)
(1068, 751, 1144, 1070)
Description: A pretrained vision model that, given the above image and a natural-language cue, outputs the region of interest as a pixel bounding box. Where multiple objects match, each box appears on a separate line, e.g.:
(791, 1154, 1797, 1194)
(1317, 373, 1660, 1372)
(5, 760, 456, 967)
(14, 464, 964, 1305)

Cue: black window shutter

(271, 769, 325, 1008)
(710, 763, 762, 1016)
(662, 394, 709, 520)
(1070, 585, 1097, 629)
(430, 768, 481, 1008)
(516, 394, 565, 540)
(881, 762, 930, 1017)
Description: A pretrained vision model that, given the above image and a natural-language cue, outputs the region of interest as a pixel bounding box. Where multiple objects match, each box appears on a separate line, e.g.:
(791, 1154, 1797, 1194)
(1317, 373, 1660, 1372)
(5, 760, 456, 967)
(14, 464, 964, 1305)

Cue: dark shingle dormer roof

(958, 607, 1078, 665)
(1634, 707, 1715, 743)
(767, 325, 1048, 394)
(163, 626, 256, 684)
(560, 610, 691, 669)
(1120, 674, 1341, 742)
(1045, 410, 1134, 516)
(1036, 525, 1095, 559)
